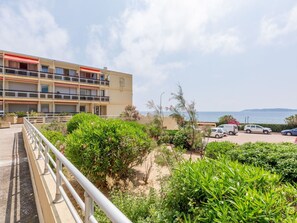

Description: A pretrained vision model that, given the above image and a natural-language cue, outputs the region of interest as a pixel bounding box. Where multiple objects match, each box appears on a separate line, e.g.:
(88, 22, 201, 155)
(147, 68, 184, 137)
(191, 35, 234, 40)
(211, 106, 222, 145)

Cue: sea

(142, 110, 297, 124)
(197, 111, 297, 124)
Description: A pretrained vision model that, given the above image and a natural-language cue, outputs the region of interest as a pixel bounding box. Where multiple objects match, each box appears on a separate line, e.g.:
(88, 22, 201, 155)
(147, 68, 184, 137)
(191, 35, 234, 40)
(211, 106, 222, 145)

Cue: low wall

(22, 127, 75, 223)
(138, 116, 179, 130)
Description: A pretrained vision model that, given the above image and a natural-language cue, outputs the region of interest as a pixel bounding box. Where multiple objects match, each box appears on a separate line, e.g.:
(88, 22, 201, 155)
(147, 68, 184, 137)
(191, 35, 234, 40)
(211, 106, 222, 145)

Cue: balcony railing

(0, 66, 110, 86)
(2, 89, 110, 102)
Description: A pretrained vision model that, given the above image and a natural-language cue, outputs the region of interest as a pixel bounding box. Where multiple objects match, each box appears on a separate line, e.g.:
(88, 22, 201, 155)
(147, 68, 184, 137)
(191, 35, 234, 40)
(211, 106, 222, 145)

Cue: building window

(69, 69, 76, 76)
(41, 104, 49, 113)
(8, 61, 19, 68)
(80, 89, 91, 95)
(41, 65, 49, 72)
(99, 90, 105, 97)
(91, 73, 97, 79)
(20, 63, 28, 70)
(55, 67, 64, 75)
(41, 85, 49, 93)
(100, 74, 105, 80)
(80, 106, 86, 112)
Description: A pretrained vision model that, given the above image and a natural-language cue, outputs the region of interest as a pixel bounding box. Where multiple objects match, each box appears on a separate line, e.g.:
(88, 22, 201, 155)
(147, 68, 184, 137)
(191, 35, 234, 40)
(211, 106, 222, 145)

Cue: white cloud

(88, 0, 244, 84)
(259, 4, 297, 44)
(0, 0, 72, 60)
(85, 25, 109, 67)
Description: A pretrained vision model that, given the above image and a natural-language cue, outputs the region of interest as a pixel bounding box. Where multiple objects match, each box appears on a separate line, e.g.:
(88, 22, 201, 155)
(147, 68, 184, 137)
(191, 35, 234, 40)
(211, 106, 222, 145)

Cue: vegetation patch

(163, 159, 297, 222)
(66, 112, 100, 133)
(65, 118, 153, 185)
(206, 141, 297, 183)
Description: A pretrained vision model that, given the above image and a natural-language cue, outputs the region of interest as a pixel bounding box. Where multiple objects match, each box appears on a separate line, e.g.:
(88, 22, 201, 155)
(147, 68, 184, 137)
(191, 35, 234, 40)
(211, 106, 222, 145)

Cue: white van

(217, 124, 238, 135)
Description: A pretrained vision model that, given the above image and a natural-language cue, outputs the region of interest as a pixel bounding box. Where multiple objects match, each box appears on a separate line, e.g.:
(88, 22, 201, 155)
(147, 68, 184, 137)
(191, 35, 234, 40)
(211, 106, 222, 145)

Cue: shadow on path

(4, 132, 39, 223)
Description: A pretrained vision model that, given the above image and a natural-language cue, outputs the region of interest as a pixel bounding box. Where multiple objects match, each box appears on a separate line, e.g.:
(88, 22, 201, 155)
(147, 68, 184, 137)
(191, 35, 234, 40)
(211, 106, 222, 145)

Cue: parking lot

(208, 131, 297, 144)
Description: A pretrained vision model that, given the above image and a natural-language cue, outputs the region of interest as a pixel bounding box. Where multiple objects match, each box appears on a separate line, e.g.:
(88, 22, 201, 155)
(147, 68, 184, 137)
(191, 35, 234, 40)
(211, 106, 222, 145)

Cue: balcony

(0, 66, 110, 86)
(4, 67, 38, 78)
(2, 89, 110, 102)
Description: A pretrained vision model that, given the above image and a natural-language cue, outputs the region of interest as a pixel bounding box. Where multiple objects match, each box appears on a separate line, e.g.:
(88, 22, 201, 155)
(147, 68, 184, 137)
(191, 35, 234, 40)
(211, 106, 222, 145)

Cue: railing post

(37, 134, 42, 160)
(33, 130, 38, 151)
(43, 145, 49, 174)
(54, 158, 62, 203)
(84, 192, 94, 223)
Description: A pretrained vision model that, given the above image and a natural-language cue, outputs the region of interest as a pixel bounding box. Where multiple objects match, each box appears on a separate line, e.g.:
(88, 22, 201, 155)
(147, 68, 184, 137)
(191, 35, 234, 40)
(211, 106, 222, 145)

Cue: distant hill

(242, 108, 297, 112)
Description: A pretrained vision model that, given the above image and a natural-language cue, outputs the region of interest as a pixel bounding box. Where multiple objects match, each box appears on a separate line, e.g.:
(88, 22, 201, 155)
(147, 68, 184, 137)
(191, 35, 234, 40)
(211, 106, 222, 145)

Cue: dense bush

(172, 129, 191, 149)
(157, 130, 178, 144)
(41, 130, 64, 146)
(228, 142, 297, 182)
(205, 141, 239, 159)
(163, 159, 297, 222)
(41, 121, 67, 134)
(66, 118, 152, 184)
(205, 141, 297, 183)
(66, 112, 100, 133)
(96, 190, 161, 223)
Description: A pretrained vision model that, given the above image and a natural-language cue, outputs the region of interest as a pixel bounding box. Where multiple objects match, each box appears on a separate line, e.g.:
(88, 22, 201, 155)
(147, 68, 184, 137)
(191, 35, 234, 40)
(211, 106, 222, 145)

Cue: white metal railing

(2, 66, 109, 86)
(23, 117, 131, 223)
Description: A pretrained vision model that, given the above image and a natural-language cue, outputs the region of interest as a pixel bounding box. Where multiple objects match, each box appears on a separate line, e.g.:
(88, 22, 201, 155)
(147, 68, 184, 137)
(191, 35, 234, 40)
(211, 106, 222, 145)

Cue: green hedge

(205, 141, 239, 159)
(206, 141, 297, 183)
(163, 159, 297, 222)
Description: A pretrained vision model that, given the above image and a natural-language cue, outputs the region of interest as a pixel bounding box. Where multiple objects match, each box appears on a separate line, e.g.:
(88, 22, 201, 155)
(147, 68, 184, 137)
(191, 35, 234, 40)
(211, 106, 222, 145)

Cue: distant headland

(242, 108, 297, 112)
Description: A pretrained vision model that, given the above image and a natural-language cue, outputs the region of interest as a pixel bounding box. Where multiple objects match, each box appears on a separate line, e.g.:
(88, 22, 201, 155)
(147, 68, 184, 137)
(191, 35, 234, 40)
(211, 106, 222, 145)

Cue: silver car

(244, 125, 272, 134)
(209, 128, 224, 138)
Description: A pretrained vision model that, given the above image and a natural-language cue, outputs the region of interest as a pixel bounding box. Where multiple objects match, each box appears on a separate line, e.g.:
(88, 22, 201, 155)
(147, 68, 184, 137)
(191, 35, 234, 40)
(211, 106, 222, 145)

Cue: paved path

(208, 131, 297, 144)
(0, 125, 39, 223)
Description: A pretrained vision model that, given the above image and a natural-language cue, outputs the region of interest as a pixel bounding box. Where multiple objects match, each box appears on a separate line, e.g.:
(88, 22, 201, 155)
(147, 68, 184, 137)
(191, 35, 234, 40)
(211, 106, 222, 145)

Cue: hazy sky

(0, 0, 296, 111)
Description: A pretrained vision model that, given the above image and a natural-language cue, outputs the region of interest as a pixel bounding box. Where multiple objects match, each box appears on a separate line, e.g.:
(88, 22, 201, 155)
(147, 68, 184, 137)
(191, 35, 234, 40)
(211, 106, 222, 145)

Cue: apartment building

(0, 50, 132, 116)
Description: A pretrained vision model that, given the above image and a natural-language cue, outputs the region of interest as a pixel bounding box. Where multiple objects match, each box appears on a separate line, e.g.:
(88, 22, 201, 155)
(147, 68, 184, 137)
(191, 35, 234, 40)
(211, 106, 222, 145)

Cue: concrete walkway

(0, 125, 39, 223)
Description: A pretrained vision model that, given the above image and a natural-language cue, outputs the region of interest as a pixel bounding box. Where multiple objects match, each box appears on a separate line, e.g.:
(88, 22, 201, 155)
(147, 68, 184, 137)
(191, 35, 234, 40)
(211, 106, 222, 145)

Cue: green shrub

(163, 159, 297, 222)
(96, 190, 161, 223)
(205, 141, 239, 159)
(66, 119, 153, 184)
(41, 130, 65, 149)
(15, 111, 27, 118)
(227, 142, 297, 182)
(172, 129, 191, 149)
(41, 121, 67, 134)
(66, 112, 100, 133)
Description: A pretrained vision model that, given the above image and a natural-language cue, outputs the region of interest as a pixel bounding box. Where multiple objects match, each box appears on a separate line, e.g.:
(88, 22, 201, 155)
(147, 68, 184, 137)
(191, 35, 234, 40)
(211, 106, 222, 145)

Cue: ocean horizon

(142, 110, 297, 124)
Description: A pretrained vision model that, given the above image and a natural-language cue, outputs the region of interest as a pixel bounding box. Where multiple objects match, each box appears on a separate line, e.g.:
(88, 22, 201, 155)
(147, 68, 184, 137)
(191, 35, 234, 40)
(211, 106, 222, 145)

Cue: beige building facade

(0, 50, 132, 116)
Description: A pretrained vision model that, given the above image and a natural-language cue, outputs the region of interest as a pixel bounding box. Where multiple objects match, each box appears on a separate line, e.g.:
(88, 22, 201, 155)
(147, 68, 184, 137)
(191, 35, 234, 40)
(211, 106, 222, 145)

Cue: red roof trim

(80, 67, 101, 73)
(4, 54, 39, 64)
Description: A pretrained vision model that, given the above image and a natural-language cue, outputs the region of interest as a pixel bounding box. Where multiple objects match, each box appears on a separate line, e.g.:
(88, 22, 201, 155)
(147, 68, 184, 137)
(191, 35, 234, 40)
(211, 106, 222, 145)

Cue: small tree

(218, 115, 239, 125)
(146, 94, 165, 142)
(120, 105, 141, 121)
(285, 114, 297, 126)
(169, 85, 204, 155)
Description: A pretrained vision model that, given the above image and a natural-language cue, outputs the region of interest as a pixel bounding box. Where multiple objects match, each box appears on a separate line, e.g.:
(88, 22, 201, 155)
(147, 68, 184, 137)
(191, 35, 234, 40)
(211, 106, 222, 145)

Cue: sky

(0, 0, 296, 111)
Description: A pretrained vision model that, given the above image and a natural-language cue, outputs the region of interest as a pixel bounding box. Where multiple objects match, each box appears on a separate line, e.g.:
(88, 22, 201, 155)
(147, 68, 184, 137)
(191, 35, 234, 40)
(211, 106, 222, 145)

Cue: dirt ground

(132, 132, 297, 193)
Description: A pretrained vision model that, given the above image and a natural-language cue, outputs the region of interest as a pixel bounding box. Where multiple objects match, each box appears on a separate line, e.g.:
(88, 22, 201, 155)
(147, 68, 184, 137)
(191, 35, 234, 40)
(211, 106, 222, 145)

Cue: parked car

(281, 128, 297, 136)
(209, 127, 224, 138)
(217, 124, 238, 135)
(244, 125, 272, 134)
(217, 127, 228, 137)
